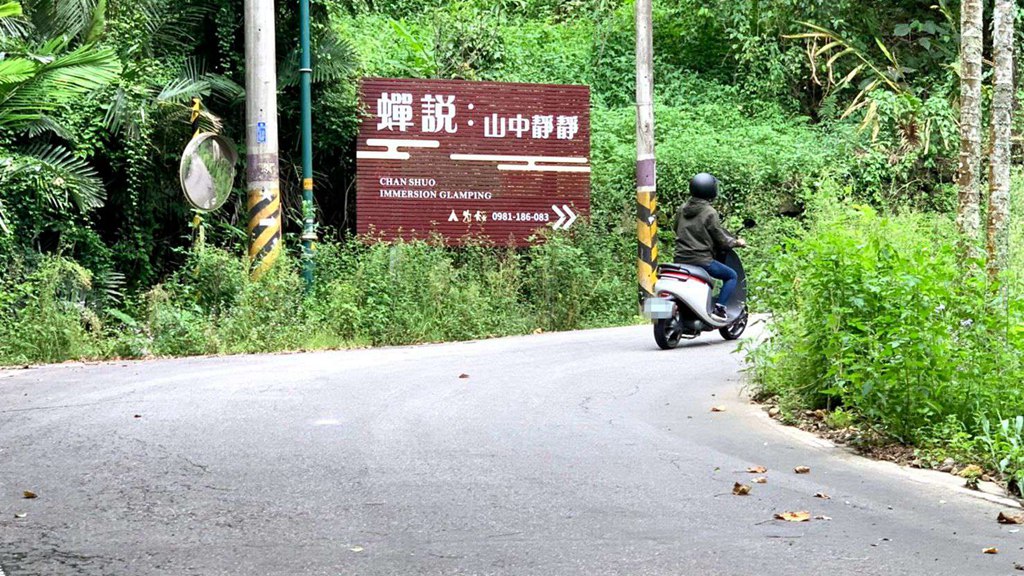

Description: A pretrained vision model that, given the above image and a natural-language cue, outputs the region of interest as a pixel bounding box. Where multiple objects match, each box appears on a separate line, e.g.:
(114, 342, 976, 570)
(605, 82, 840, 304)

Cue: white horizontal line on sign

(356, 151, 410, 160)
(450, 154, 588, 164)
(357, 139, 440, 161)
(497, 164, 591, 173)
(366, 139, 440, 149)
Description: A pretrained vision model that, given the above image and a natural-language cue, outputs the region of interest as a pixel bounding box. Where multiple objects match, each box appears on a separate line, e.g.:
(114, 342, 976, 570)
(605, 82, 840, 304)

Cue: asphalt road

(2, 324, 1023, 575)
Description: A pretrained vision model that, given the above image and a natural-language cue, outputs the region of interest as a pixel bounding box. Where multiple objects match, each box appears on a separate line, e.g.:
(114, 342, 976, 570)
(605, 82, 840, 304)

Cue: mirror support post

(299, 0, 316, 289)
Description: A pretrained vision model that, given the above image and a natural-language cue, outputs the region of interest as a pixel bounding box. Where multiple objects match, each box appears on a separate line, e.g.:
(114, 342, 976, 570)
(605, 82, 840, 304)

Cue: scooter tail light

(657, 291, 672, 298)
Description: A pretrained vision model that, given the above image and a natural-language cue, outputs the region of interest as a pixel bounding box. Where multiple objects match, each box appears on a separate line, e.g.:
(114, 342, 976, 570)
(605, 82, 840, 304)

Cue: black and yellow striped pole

(635, 0, 658, 303)
(190, 97, 202, 139)
(244, 0, 282, 279)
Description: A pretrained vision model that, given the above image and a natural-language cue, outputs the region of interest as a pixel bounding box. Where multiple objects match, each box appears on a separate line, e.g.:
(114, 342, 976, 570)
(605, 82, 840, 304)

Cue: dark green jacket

(673, 198, 738, 265)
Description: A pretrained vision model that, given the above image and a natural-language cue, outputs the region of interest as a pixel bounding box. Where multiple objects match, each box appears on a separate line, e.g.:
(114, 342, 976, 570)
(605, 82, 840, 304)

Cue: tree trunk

(986, 0, 1015, 280)
(957, 0, 984, 259)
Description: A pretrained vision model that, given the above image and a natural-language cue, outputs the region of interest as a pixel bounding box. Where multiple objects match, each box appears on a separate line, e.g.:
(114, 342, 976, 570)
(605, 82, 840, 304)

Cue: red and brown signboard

(356, 78, 590, 246)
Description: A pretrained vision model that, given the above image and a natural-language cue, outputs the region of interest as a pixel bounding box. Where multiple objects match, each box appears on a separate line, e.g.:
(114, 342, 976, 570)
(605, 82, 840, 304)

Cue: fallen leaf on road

(814, 492, 831, 500)
(733, 482, 751, 496)
(22, 491, 36, 499)
(458, 374, 470, 379)
(998, 511, 1024, 524)
(350, 546, 364, 553)
(774, 511, 811, 522)
(814, 515, 832, 521)
(983, 547, 998, 554)
(752, 477, 768, 484)
(133, 414, 142, 419)
(747, 466, 768, 474)
(794, 466, 811, 474)
(711, 405, 726, 412)
(14, 513, 26, 519)
(1014, 562, 1024, 571)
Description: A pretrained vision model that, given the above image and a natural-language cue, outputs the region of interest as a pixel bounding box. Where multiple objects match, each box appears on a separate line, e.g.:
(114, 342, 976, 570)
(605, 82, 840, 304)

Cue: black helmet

(689, 173, 718, 200)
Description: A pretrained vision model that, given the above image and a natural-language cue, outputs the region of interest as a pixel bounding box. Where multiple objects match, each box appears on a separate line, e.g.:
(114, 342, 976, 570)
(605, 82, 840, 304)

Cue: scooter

(643, 220, 755, 349)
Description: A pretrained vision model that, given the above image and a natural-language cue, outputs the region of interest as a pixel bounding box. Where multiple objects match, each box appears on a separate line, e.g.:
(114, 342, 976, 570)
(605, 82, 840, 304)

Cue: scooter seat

(657, 263, 713, 284)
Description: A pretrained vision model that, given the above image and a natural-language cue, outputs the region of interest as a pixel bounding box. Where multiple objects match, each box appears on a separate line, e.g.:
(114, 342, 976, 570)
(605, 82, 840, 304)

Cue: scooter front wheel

(719, 308, 748, 341)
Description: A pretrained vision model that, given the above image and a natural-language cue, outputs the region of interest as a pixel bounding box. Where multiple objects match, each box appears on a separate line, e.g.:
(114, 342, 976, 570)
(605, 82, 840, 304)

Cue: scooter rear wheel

(654, 305, 683, 349)
(719, 308, 748, 341)
(654, 318, 682, 349)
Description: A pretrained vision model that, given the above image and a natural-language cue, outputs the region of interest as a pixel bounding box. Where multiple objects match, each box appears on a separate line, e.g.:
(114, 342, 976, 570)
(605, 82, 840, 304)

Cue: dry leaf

(752, 477, 768, 484)
(814, 515, 832, 521)
(14, 513, 26, 519)
(458, 374, 469, 379)
(774, 511, 811, 522)
(747, 466, 768, 474)
(733, 482, 751, 496)
(711, 405, 727, 413)
(814, 492, 831, 500)
(998, 511, 1024, 524)
(794, 466, 811, 474)
(350, 546, 364, 553)
(133, 414, 142, 419)
(22, 490, 37, 499)
(983, 547, 998, 554)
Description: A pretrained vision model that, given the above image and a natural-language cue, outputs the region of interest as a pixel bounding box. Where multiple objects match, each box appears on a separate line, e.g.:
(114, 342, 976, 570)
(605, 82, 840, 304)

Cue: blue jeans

(701, 261, 737, 306)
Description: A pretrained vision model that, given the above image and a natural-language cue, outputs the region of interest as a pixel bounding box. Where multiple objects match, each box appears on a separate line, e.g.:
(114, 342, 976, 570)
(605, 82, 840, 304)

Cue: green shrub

(749, 197, 1024, 487)
(0, 257, 102, 364)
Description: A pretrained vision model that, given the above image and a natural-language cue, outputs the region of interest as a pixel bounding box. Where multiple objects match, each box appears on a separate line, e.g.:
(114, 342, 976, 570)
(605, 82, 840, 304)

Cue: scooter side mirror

(742, 218, 757, 230)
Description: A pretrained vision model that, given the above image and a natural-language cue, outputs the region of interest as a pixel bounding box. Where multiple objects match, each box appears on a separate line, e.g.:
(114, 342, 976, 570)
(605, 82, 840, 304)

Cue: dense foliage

(4, 0, 1024, 492)
(748, 174, 1024, 489)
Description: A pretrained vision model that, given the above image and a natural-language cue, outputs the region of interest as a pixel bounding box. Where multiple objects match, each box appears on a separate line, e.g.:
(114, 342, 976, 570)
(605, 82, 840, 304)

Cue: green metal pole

(299, 0, 316, 288)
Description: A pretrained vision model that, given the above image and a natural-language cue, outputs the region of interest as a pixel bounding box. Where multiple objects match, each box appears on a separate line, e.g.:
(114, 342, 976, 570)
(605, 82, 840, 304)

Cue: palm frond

(279, 32, 359, 87)
(136, 0, 206, 54)
(12, 143, 105, 211)
(26, 0, 96, 41)
(0, 44, 118, 127)
(23, 113, 73, 139)
(0, 1, 29, 40)
(0, 196, 9, 234)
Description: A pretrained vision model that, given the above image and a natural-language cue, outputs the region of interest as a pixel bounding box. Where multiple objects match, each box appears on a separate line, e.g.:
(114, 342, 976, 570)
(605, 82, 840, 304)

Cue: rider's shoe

(711, 304, 728, 322)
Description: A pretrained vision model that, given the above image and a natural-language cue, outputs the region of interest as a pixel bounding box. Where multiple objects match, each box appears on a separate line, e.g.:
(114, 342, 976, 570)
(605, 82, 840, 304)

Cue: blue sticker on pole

(256, 121, 267, 144)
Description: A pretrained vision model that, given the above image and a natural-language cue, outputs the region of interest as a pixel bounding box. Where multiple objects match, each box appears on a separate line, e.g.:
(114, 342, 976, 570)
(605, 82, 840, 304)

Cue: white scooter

(643, 220, 754, 349)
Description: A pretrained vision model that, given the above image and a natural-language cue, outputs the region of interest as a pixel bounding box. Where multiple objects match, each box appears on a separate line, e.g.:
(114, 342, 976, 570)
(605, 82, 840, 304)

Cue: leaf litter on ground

(752, 477, 768, 484)
(998, 511, 1024, 524)
(794, 466, 811, 474)
(711, 405, 727, 412)
(747, 466, 767, 474)
(814, 492, 831, 499)
(733, 482, 751, 496)
(774, 511, 811, 522)
(22, 490, 37, 499)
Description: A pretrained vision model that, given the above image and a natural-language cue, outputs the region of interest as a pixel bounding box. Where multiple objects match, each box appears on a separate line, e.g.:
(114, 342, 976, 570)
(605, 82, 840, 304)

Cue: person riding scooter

(673, 173, 748, 322)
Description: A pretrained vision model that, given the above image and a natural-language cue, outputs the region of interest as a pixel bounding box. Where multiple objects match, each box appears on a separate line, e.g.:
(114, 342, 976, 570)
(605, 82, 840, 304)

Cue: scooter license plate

(644, 297, 675, 319)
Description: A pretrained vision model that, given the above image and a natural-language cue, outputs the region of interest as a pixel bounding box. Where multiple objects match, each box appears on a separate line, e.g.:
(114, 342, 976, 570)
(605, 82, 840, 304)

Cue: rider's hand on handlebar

(734, 238, 748, 248)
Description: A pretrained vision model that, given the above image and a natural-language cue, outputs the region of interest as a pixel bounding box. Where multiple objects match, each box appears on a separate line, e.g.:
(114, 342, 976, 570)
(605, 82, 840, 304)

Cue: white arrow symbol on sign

(551, 205, 578, 230)
(551, 204, 566, 229)
(562, 205, 578, 229)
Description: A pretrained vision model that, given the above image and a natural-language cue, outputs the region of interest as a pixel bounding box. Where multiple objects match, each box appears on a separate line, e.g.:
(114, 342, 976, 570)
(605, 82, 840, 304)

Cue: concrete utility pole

(635, 0, 658, 303)
(244, 0, 282, 279)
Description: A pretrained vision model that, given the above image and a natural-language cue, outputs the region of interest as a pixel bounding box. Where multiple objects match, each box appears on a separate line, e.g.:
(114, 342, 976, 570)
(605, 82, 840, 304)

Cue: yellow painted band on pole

(302, 178, 313, 191)
(247, 186, 282, 280)
(636, 188, 658, 298)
